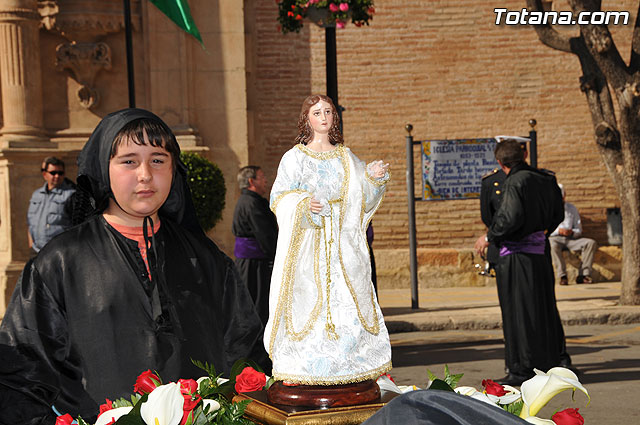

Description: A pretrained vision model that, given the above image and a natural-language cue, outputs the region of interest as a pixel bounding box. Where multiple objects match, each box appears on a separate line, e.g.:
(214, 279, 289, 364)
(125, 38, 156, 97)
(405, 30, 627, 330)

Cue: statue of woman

(264, 94, 392, 385)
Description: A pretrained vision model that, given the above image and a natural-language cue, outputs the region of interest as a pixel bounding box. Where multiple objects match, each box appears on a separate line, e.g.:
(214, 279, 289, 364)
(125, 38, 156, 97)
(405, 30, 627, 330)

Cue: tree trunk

(526, 0, 640, 305)
(618, 110, 640, 304)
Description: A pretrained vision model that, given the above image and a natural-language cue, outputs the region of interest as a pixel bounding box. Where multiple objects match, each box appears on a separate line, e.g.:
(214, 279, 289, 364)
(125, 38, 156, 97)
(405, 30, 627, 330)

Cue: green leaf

(503, 400, 524, 416)
(76, 417, 91, 425)
(443, 365, 464, 389)
(426, 368, 438, 382)
(112, 397, 134, 408)
(427, 365, 464, 389)
(265, 376, 275, 390)
(192, 358, 218, 377)
(428, 378, 455, 392)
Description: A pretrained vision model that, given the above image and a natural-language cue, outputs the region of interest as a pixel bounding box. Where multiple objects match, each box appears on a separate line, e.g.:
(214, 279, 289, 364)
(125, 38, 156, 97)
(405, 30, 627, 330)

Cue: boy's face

(107, 134, 173, 225)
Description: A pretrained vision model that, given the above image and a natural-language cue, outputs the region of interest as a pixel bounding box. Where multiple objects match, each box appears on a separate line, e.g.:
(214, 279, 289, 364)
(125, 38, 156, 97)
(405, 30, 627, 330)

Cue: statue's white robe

(264, 144, 392, 385)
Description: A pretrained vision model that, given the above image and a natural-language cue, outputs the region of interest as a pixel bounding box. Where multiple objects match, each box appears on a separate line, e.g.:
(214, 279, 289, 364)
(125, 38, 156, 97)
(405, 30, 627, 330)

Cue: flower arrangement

(277, 0, 375, 34)
(54, 360, 272, 425)
(428, 366, 591, 425)
(378, 366, 590, 425)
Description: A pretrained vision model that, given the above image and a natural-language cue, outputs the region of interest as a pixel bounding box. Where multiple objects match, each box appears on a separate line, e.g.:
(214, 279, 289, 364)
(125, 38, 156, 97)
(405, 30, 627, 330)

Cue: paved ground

(377, 282, 640, 424)
(378, 281, 640, 333)
(386, 325, 640, 424)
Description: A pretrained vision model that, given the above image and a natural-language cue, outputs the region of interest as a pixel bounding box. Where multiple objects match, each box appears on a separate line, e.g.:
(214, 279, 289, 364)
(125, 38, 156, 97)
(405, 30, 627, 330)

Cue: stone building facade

(0, 0, 630, 314)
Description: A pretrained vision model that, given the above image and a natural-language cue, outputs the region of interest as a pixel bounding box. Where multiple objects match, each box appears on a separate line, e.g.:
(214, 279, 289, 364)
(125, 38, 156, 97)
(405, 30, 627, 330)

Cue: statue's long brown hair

(294, 94, 343, 145)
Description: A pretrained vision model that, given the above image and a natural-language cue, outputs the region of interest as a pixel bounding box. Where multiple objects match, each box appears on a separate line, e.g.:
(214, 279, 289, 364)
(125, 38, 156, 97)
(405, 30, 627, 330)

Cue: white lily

(397, 385, 420, 393)
(376, 374, 403, 394)
(95, 406, 133, 425)
(202, 399, 221, 413)
(454, 386, 501, 407)
(454, 386, 479, 396)
(140, 382, 184, 425)
(524, 416, 556, 424)
(486, 385, 522, 405)
(520, 367, 590, 419)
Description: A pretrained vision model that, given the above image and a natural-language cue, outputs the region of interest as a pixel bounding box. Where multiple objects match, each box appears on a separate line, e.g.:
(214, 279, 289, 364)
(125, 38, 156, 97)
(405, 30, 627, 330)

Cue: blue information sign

(421, 138, 498, 200)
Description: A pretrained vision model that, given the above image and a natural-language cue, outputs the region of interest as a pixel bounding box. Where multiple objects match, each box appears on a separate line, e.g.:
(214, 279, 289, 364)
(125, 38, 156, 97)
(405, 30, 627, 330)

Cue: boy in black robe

(475, 139, 568, 386)
(0, 109, 265, 423)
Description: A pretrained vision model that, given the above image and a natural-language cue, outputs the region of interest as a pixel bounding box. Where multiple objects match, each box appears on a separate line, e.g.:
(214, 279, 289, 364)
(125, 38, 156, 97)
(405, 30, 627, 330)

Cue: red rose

(482, 379, 507, 397)
(55, 414, 74, 425)
(235, 366, 266, 393)
(133, 370, 161, 395)
(179, 378, 198, 395)
(552, 408, 585, 425)
(99, 398, 113, 414)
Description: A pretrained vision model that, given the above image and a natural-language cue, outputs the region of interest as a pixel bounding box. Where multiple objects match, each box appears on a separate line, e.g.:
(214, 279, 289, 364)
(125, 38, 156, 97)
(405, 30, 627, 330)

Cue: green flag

(149, 0, 203, 44)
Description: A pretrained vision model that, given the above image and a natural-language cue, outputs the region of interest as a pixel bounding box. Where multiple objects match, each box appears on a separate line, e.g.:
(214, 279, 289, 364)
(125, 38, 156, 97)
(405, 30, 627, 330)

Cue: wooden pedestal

(267, 379, 380, 408)
(233, 389, 398, 425)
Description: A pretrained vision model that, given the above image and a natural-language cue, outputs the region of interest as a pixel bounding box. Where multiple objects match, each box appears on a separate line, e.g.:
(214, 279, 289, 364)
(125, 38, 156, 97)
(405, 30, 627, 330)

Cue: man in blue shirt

(27, 157, 76, 253)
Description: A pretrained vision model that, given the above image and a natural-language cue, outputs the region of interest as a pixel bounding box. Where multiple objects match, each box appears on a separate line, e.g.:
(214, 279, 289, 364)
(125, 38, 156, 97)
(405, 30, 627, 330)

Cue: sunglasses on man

(43, 170, 65, 176)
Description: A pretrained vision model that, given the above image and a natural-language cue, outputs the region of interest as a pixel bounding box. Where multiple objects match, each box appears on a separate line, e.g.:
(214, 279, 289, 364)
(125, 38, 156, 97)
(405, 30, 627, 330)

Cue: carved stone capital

(38, 0, 141, 42)
(55, 41, 111, 109)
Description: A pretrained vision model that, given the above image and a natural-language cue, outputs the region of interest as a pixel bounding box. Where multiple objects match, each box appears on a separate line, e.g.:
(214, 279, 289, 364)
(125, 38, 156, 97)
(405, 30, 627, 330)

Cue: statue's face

(307, 100, 333, 136)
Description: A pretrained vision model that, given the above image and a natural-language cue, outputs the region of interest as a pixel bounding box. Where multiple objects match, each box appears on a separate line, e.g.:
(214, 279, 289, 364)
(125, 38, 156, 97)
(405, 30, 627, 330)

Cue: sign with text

(421, 138, 498, 200)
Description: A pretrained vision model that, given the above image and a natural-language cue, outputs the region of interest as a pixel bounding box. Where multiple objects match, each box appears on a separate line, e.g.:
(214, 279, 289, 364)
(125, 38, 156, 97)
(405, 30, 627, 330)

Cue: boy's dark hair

(237, 166, 260, 190)
(494, 139, 525, 168)
(111, 118, 180, 169)
(42, 156, 65, 171)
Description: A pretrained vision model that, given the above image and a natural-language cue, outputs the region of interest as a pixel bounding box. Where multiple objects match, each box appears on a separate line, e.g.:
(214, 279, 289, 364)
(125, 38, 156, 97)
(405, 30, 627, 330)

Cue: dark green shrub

(180, 152, 226, 231)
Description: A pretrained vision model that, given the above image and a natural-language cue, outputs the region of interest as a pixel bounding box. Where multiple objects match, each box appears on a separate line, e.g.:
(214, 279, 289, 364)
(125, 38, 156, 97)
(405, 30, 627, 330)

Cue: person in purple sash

(232, 166, 278, 326)
(475, 138, 568, 386)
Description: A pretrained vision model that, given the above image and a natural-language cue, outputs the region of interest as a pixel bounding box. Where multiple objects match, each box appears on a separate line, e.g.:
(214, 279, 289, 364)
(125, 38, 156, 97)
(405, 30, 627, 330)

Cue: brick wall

(249, 0, 633, 285)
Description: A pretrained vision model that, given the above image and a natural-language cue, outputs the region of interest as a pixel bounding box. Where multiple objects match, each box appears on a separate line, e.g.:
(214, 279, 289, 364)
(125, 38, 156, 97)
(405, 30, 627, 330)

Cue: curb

(385, 310, 640, 334)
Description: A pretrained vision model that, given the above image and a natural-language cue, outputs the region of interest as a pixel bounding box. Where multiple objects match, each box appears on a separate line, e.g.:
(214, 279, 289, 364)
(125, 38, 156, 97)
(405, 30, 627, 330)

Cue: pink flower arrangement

(277, 1, 376, 34)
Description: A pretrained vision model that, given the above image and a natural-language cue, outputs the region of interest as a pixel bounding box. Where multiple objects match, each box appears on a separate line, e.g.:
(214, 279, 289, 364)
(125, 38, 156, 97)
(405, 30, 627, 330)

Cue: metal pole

(528, 118, 537, 168)
(124, 0, 136, 108)
(325, 26, 343, 130)
(405, 124, 419, 309)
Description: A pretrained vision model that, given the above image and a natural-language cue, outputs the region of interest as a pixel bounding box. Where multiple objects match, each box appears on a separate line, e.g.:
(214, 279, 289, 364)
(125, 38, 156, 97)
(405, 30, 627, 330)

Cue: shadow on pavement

(391, 339, 505, 368)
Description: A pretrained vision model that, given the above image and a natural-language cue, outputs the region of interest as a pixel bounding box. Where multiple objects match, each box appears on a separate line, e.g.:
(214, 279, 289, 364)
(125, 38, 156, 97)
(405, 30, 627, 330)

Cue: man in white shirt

(549, 184, 598, 285)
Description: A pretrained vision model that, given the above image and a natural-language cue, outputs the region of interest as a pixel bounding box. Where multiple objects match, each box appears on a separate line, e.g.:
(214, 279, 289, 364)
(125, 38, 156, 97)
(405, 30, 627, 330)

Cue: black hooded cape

(487, 163, 567, 377)
(0, 109, 265, 423)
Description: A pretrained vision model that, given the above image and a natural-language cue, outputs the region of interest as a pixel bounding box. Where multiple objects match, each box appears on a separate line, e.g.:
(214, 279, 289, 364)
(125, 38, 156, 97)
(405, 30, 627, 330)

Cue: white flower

(376, 374, 403, 394)
(454, 386, 502, 408)
(140, 382, 184, 425)
(486, 385, 522, 405)
(397, 385, 420, 393)
(95, 406, 133, 425)
(524, 417, 556, 424)
(202, 399, 221, 413)
(520, 367, 590, 419)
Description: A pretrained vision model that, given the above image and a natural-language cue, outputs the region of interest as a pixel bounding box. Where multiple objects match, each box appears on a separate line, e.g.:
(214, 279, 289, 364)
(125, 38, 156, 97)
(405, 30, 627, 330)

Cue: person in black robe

(0, 109, 265, 424)
(362, 390, 529, 425)
(232, 166, 278, 326)
(475, 139, 568, 386)
(480, 167, 506, 272)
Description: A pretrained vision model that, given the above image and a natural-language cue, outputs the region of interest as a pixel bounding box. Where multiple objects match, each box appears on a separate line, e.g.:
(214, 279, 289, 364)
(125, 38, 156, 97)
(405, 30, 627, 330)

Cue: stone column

(0, 0, 44, 145)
